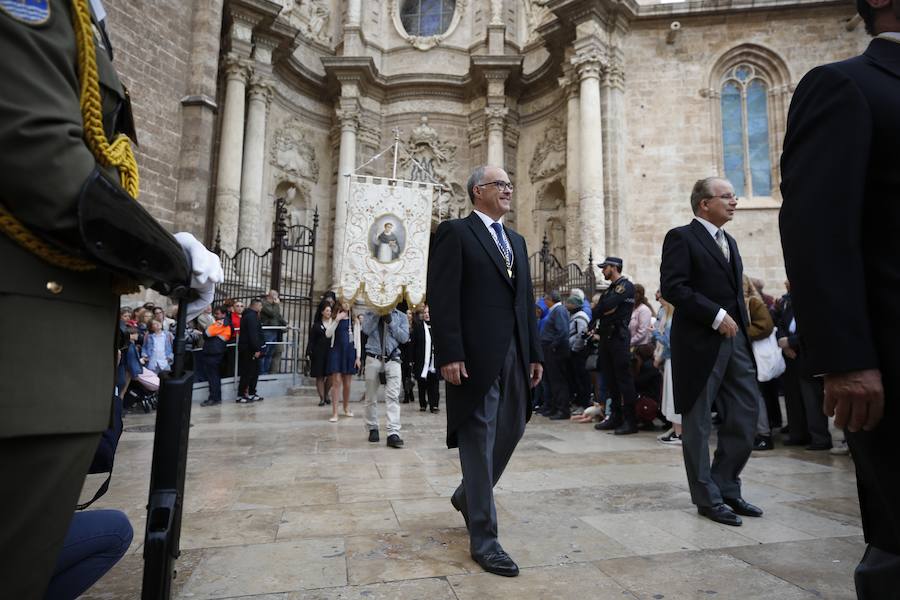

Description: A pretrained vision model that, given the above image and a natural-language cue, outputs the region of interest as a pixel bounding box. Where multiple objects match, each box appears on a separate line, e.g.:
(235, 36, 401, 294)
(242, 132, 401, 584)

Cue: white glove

(174, 232, 224, 321)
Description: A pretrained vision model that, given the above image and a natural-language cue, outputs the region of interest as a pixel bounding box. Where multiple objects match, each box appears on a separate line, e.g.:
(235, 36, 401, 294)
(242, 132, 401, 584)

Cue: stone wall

(104, 0, 195, 230)
(620, 5, 868, 293)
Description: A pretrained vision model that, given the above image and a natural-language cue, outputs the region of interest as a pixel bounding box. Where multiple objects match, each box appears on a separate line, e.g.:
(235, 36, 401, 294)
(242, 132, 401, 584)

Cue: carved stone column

(332, 104, 360, 285)
(213, 55, 251, 254)
(485, 106, 507, 168)
(237, 76, 273, 252)
(601, 51, 627, 258)
(559, 69, 581, 261)
(573, 46, 605, 260)
(344, 0, 363, 54)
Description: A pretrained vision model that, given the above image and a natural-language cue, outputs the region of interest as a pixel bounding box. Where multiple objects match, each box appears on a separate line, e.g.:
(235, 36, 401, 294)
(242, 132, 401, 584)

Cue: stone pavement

(81, 385, 863, 599)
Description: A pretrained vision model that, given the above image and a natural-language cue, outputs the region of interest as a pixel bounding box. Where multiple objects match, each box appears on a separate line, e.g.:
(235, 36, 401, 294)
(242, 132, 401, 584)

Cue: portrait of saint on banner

(369, 215, 406, 263)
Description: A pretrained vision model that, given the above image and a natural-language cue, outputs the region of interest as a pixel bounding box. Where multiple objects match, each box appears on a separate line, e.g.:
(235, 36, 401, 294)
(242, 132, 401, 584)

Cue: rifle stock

(142, 297, 194, 599)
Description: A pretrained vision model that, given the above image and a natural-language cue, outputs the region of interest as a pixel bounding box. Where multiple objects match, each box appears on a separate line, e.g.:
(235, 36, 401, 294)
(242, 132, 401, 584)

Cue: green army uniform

(0, 1, 189, 596)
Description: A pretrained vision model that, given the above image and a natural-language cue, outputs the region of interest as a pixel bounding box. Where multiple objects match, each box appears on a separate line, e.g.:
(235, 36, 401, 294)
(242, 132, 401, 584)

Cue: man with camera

(361, 308, 410, 448)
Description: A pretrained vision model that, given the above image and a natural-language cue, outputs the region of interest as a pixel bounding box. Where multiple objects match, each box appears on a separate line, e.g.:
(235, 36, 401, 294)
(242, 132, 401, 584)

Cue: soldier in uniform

(591, 257, 639, 435)
(0, 1, 221, 596)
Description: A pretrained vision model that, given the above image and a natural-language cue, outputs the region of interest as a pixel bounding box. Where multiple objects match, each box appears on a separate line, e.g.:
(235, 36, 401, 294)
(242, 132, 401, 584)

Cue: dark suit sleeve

(779, 65, 878, 374)
(660, 228, 720, 327)
(523, 238, 543, 364)
(427, 221, 465, 367)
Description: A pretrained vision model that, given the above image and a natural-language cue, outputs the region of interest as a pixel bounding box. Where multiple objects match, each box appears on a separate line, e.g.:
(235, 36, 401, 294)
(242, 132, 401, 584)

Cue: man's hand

(717, 314, 738, 338)
(441, 361, 468, 386)
(529, 362, 543, 388)
(824, 369, 884, 432)
(254, 351, 262, 359)
(354, 357, 361, 370)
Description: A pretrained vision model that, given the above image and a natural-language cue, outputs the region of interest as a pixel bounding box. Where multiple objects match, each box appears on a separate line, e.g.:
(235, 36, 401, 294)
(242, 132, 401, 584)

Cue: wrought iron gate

(213, 199, 318, 374)
(529, 234, 597, 301)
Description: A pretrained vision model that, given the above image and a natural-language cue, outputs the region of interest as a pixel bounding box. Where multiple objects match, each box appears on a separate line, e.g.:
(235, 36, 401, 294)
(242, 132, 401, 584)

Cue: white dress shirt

(473, 209, 514, 269)
(693, 217, 730, 331)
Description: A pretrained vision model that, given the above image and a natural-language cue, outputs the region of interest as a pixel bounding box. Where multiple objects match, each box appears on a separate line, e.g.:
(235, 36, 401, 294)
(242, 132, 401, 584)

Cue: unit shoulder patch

(0, 0, 51, 25)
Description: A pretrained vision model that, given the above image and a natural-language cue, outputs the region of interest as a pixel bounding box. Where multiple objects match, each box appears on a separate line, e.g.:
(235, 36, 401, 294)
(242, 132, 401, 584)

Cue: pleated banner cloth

(337, 175, 436, 313)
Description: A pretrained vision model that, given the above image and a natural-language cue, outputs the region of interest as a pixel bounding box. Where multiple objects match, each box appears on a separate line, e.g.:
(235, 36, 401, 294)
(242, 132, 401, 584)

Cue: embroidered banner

(337, 176, 436, 313)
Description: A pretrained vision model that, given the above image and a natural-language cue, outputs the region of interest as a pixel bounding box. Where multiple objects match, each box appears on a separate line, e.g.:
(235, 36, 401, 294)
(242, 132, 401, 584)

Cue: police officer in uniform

(0, 1, 221, 596)
(592, 257, 639, 435)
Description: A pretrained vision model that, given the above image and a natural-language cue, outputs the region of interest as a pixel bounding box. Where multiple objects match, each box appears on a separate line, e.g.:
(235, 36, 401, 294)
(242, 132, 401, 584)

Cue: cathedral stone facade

(105, 0, 867, 293)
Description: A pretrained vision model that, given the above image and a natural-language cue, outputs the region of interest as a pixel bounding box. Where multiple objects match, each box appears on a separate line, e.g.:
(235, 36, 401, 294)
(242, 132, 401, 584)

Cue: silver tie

(716, 229, 730, 262)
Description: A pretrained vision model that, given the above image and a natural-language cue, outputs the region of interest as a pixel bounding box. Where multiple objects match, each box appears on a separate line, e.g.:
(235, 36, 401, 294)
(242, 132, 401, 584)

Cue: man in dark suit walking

(660, 177, 763, 527)
(780, 1, 900, 593)
(428, 165, 543, 577)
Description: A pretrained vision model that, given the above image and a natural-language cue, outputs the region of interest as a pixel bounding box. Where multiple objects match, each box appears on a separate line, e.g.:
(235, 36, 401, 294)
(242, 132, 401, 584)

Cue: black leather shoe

(723, 497, 763, 517)
(753, 435, 773, 451)
(450, 494, 469, 530)
(368, 429, 379, 443)
(614, 422, 639, 435)
(430, 407, 440, 413)
(697, 504, 742, 526)
(386, 434, 404, 448)
(318, 399, 326, 406)
(420, 406, 427, 411)
(472, 550, 519, 577)
(549, 412, 570, 420)
(594, 418, 621, 431)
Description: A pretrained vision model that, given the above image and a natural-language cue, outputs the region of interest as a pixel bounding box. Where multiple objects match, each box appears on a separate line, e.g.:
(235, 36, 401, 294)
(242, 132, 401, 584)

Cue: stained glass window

(719, 64, 773, 197)
(401, 0, 456, 37)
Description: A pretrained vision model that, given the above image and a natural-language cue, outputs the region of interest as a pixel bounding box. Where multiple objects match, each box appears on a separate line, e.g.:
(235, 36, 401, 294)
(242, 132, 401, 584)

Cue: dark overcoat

(780, 37, 900, 554)
(660, 219, 751, 415)
(427, 212, 542, 448)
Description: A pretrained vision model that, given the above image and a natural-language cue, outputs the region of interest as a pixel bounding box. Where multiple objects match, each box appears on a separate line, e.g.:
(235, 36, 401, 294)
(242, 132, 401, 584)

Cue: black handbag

(585, 352, 599, 371)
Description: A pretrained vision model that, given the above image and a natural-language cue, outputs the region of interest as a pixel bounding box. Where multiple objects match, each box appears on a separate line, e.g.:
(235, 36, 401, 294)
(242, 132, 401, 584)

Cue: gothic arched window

(720, 65, 772, 198)
(707, 45, 793, 204)
(400, 0, 456, 37)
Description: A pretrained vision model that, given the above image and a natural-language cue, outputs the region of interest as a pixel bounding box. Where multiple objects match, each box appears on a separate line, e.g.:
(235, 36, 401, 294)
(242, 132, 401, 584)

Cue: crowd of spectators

(116, 289, 291, 410)
(532, 278, 847, 455)
(307, 292, 444, 422)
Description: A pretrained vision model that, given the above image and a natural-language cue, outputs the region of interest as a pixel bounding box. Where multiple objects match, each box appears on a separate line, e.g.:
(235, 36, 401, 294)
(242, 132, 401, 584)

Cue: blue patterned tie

(490, 222, 511, 268)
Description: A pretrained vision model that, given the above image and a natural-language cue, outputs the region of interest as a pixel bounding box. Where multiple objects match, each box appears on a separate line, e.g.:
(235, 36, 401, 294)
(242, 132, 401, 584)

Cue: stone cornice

(633, 0, 848, 18)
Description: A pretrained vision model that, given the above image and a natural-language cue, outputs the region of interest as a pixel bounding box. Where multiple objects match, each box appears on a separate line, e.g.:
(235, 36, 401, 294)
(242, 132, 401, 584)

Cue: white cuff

(711, 308, 726, 330)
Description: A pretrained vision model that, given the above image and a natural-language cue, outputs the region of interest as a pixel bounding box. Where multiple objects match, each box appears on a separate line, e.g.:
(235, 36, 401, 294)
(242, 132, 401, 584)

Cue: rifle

(142, 292, 195, 599)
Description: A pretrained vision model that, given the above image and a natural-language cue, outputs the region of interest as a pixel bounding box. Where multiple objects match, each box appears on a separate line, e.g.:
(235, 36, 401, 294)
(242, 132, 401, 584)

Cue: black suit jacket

(428, 212, 543, 448)
(781, 38, 900, 393)
(660, 219, 751, 414)
(238, 309, 264, 353)
(411, 319, 440, 380)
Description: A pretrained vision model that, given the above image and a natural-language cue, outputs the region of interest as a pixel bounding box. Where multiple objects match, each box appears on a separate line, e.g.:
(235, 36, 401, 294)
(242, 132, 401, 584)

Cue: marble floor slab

(82, 391, 863, 599)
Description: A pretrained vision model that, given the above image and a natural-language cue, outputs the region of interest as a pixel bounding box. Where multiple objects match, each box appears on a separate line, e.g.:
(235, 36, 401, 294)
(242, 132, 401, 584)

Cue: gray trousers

(364, 357, 402, 436)
(681, 329, 759, 507)
(453, 338, 527, 557)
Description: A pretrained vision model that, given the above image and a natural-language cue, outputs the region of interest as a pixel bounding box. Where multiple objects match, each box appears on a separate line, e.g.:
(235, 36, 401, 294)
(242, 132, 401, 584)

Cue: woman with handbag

(743, 276, 777, 451)
(308, 303, 333, 407)
(325, 301, 360, 422)
(654, 299, 681, 444)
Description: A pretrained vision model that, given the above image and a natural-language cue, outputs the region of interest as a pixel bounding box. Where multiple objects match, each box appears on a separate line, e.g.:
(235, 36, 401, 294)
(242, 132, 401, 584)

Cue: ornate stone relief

(389, 0, 468, 51)
(399, 116, 466, 221)
(522, 0, 552, 44)
(270, 119, 321, 183)
(529, 118, 565, 182)
(282, 0, 331, 45)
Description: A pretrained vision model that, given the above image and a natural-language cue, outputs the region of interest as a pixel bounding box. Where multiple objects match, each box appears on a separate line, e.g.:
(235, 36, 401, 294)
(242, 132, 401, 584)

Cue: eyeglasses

(477, 180, 514, 192)
(705, 193, 738, 201)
